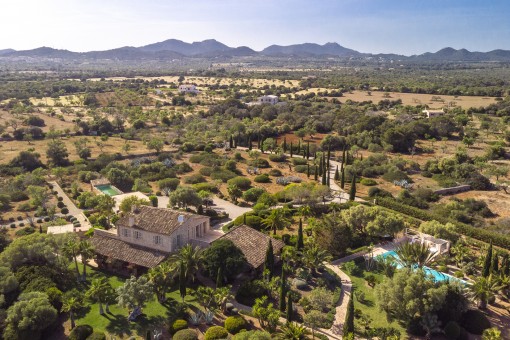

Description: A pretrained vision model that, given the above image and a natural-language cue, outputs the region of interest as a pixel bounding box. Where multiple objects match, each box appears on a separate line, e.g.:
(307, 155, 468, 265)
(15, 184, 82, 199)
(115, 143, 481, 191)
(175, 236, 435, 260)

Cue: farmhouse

(91, 206, 212, 275)
(178, 84, 199, 94)
(218, 225, 285, 272)
(422, 109, 445, 118)
(258, 95, 279, 105)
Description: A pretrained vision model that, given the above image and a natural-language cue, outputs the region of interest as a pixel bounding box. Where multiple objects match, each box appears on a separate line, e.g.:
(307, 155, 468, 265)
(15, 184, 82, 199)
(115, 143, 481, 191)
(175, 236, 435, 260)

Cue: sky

(1, 0, 509, 55)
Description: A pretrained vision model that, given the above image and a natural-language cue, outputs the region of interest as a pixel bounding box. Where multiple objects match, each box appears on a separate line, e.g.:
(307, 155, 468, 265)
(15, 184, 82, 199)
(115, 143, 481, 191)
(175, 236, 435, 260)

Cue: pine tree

(482, 241, 493, 278)
(286, 291, 293, 322)
(343, 293, 355, 334)
(349, 174, 356, 201)
(229, 135, 233, 149)
(314, 166, 318, 181)
(290, 142, 293, 157)
(264, 240, 274, 277)
(334, 165, 340, 181)
(216, 266, 224, 288)
(179, 261, 186, 302)
(297, 219, 304, 250)
(279, 269, 286, 312)
(341, 167, 345, 189)
(283, 138, 287, 152)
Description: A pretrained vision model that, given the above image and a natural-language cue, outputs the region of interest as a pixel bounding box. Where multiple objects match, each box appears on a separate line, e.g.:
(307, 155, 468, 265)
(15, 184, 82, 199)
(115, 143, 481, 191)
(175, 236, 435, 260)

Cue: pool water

(378, 250, 467, 284)
(95, 184, 122, 196)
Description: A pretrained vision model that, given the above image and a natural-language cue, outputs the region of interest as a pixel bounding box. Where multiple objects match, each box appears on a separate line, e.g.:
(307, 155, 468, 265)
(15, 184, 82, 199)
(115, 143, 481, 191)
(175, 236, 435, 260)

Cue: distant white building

(423, 109, 445, 119)
(178, 84, 199, 94)
(258, 95, 278, 105)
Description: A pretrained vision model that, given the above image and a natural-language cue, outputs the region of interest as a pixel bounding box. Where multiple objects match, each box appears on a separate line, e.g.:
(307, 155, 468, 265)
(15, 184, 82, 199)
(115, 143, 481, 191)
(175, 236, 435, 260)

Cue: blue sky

(1, 0, 509, 55)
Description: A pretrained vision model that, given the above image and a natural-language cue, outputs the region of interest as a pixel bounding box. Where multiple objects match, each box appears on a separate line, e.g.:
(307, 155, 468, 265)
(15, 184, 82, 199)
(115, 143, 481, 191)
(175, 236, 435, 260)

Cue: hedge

(171, 319, 188, 334)
(204, 326, 229, 340)
(224, 316, 248, 334)
(173, 329, 199, 340)
(376, 197, 510, 250)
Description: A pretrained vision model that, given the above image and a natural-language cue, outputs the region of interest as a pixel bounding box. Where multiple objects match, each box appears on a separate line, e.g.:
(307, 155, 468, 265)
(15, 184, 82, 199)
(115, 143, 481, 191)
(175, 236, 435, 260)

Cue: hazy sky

(1, 0, 509, 55)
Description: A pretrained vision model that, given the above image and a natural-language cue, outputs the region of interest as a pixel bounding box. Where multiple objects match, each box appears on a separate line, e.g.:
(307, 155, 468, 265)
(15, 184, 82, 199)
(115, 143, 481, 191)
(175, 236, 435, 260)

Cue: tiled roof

(218, 225, 285, 269)
(116, 206, 207, 235)
(91, 229, 167, 268)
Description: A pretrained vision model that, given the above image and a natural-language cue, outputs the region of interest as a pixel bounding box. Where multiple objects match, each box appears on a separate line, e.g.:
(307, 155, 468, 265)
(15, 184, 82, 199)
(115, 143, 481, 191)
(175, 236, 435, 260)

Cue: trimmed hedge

(224, 316, 248, 334)
(171, 319, 188, 334)
(204, 326, 229, 340)
(376, 197, 510, 250)
(173, 329, 199, 340)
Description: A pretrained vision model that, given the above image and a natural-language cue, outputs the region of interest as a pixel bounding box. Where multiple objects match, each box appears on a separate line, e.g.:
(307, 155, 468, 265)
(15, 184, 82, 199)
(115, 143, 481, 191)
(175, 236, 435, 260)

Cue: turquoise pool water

(379, 250, 467, 284)
(95, 184, 122, 196)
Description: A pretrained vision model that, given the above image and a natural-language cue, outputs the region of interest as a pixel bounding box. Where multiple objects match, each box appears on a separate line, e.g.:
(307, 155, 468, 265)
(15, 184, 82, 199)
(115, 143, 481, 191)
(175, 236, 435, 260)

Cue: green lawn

(73, 264, 199, 339)
(344, 263, 406, 337)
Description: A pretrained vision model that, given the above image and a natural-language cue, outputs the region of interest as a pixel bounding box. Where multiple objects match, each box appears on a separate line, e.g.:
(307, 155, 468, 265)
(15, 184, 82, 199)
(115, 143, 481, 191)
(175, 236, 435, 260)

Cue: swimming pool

(95, 184, 122, 196)
(378, 250, 467, 284)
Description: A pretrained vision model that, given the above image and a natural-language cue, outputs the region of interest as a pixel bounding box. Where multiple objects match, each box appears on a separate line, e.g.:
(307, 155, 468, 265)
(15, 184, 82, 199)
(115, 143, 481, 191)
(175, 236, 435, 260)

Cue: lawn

(344, 261, 406, 337)
(73, 264, 199, 339)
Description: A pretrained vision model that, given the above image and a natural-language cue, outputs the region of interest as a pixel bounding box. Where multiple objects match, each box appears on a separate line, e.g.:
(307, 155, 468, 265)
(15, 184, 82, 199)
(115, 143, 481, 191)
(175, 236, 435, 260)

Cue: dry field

(0, 110, 77, 133)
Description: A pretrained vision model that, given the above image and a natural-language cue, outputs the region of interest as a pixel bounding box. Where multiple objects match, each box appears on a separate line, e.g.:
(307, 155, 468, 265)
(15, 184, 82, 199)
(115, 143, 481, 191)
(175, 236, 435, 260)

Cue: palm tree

(86, 278, 113, 315)
(469, 275, 502, 309)
(498, 274, 510, 298)
(263, 209, 291, 235)
(62, 238, 81, 280)
(61, 296, 82, 329)
(297, 206, 312, 221)
(79, 240, 95, 281)
(148, 262, 176, 302)
(276, 322, 310, 340)
(451, 243, 469, 266)
(169, 244, 203, 282)
(302, 243, 332, 276)
(395, 242, 434, 268)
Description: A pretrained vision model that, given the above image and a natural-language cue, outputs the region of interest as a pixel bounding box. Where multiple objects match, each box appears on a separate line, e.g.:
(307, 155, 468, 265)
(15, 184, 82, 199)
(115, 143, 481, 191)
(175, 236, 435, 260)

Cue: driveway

(48, 181, 92, 231)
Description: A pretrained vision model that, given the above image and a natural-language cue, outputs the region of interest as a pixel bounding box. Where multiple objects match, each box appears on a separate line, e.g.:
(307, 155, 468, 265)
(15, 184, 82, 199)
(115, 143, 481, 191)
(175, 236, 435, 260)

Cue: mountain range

(2, 39, 510, 62)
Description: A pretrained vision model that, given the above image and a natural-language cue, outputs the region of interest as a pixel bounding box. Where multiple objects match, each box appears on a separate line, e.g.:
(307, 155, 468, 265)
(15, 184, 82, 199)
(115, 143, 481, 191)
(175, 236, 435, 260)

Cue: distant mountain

(261, 42, 360, 57)
(2, 40, 510, 62)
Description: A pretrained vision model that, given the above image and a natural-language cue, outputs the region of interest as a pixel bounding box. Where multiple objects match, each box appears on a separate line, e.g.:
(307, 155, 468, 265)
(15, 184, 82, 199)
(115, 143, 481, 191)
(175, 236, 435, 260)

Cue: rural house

(258, 95, 279, 105)
(91, 206, 212, 275)
(422, 109, 445, 118)
(178, 84, 199, 94)
(218, 225, 285, 273)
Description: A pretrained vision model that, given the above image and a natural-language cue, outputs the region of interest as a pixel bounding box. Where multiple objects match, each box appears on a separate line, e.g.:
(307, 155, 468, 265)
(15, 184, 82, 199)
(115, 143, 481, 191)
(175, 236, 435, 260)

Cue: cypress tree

(248, 135, 252, 150)
(261, 142, 264, 154)
(307, 164, 310, 178)
(482, 241, 493, 278)
(318, 154, 323, 175)
(264, 239, 275, 277)
(279, 269, 286, 312)
(290, 142, 293, 157)
(341, 167, 345, 189)
(146, 330, 151, 340)
(334, 165, 340, 181)
(257, 135, 261, 149)
(229, 135, 233, 149)
(341, 146, 346, 169)
(306, 142, 310, 160)
(216, 266, 224, 288)
(283, 138, 287, 152)
(297, 218, 304, 250)
(343, 293, 355, 334)
(322, 166, 327, 185)
(243, 213, 247, 225)
(491, 253, 499, 274)
(286, 291, 293, 322)
(327, 145, 331, 170)
(179, 261, 186, 302)
(327, 167, 331, 186)
(314, 166, 318, 181)
(297, 140, 301, 154)
(349, 174, 356, 201)
(234, 135, 237, 148)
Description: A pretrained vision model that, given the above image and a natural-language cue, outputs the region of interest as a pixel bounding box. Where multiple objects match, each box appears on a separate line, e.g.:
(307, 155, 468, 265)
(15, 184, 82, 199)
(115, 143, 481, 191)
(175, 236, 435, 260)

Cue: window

(122, 229, 131, 237)
(134, 231, 142, 239)
(154, 235, 162, 245)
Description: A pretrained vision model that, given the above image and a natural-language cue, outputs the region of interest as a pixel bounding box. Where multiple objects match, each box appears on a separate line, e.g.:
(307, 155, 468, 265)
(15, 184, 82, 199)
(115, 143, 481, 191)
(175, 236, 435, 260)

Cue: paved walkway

(48, 181, 92, 231)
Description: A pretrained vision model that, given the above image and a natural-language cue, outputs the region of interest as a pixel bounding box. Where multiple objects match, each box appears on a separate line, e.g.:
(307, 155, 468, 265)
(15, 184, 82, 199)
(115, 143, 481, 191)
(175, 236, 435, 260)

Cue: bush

(69, 324, 94, 340)
(211, 169, 237, 182)
(86, 332, 106, 340)
(9, 191, 29, 202)
(61, 207, 69, 214)
(227, 177, 252, 190)
(293, 278, 309, 290)
(233, 214, 262, 230)
(254, 174, 270, 183)
(368, 187, 392, 198)
(224, 316, 248, 334)
(460, 310, 491, 335)
(204, 326, 229, 340)
(291, 158, 308, 165)
(294, 165, 309, 173)
(199, 166, 214, 176)
(268, 153, 286, 162)
(249, 158, 270, 168)
(173, 329, 198, 340)
(360, 178, 377, 186)
(242, 187, 266, 202)
(444, 321, 461, 339)
(193, 182, 218, 193)
(183, 174, 206, 184)
(57, 201, 65, 208)
(268, 169, 282, 176)
(236, 280, 266, 305)
(171, 319, 188, 334)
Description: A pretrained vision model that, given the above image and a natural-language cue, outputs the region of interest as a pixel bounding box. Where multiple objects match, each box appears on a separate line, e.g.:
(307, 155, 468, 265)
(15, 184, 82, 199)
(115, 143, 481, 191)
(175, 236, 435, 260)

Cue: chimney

(129, 216, 135, 227)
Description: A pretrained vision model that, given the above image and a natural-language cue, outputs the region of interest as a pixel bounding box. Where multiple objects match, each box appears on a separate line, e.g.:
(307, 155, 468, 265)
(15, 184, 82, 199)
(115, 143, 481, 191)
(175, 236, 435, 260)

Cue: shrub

(204, 326, 229, 340)
(44, 217, 50, 222)
(193, 182, 218, 193)
(86, 332, 106, 340)
(227, 177, 252, 190)
(173, 329, 198, 340)
(224, 316, 248, 334)
(294, 165, 308, 173)
(233, 214, 262, 230)
(69, 324, 94, 340)
(360, 178, 377, 186)
(236, 280, 266, 305)
(242, 187, 266, 202)
(57, 196, 64, 202)
(254, 174, 270, 183)
(61, 207, 69, 214)
(171, 319, 188, 334)
(268, 169, 282, 177)
(249, 158, 270, 168)
(460, 310, 491, 335)
(199, 167, 214, 176)
(9, 191, 29, 202)
(10, 223, 15, 228)
(293, 278, 309, 290)
(292, 158, 308, 165)
(444, 321, 460, 340)
(57, 201, 65, 208)
(183, 174, 206, 184)
(18, 222, 25, 227)
(211, 169, 237, 182)
(15, 227, 35, 236)
(268, 153, 286, 162)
